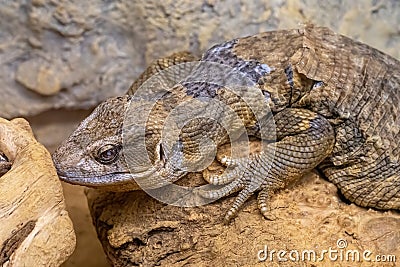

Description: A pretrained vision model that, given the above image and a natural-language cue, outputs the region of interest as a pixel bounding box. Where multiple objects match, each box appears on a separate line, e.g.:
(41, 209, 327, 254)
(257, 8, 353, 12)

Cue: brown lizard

(53, 24, 400, 223)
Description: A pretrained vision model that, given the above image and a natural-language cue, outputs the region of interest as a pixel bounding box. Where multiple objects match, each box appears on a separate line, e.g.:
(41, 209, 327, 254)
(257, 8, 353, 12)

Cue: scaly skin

(53, 24, 400, 223)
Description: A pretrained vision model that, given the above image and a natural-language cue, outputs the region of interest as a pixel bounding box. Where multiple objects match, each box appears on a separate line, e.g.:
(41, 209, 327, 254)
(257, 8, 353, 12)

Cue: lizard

(52, 24, 400, 223)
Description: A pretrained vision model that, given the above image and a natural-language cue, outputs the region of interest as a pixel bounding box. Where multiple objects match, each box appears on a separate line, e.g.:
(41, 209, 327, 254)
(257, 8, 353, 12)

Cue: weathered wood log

(87, 144, 400, 266)
(0, 152, 11, 177)
(0, 118, 76, 266)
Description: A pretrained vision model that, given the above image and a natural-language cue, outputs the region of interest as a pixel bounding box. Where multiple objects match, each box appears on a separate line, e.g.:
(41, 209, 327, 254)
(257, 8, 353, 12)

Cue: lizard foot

(199, 153, 277, 223)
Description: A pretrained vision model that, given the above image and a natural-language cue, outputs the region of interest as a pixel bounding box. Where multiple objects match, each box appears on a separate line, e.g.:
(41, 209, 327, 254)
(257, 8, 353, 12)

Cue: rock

(0, 118, 76, 266)
(0, 1, 399, 118)
(16, 59, 61, 96)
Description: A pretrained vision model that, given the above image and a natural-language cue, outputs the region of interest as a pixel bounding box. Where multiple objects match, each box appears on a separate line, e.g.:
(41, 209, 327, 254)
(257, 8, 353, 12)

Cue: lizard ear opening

(95, 144, 121, 165)
(157, 143, 166, 164)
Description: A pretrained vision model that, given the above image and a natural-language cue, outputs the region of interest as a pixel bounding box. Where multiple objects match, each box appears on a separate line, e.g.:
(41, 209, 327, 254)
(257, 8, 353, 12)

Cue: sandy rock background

(0, 0, 399, 266)
(1, 0, 399, 118)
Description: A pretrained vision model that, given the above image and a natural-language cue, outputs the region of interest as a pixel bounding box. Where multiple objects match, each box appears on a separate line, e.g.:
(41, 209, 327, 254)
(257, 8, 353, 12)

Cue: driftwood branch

(87, 154, 400, 266)
(0, 118, 76, 266)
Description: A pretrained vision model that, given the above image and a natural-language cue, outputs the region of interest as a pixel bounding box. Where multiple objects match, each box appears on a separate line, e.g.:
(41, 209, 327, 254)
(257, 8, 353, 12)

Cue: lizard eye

(95, 144, 120, 164)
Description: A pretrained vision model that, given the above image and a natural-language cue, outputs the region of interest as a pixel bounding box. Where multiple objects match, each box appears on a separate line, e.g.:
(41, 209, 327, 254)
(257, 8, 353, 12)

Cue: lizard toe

(257, 189, 276, 220)
(223, 187, 256, 224)
(204, 168, 239, 185)
(198, 178, 243, 199)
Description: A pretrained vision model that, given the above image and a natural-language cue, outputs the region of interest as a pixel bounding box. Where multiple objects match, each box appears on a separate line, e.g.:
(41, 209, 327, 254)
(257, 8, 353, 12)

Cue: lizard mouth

(57, 171, 134, 186)
(56, 159, 163, 187)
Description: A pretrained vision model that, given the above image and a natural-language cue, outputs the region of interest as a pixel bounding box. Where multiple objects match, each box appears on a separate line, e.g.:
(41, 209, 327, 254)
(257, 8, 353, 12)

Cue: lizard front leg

(199, 108, 335, 223)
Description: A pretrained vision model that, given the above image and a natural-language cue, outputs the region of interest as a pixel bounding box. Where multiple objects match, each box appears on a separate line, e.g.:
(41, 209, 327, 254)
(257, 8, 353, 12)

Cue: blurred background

(1, 1, 399, 266)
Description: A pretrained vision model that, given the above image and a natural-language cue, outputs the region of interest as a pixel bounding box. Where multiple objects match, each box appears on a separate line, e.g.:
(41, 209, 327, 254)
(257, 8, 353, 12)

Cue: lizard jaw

(56, 162, 167, 190)
(57, 172, 134, 186)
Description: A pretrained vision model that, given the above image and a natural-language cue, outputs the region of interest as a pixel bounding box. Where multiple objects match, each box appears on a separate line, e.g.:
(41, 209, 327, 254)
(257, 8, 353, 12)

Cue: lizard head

(52, 95, 186, 191)
(52, 96, 133, 188)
